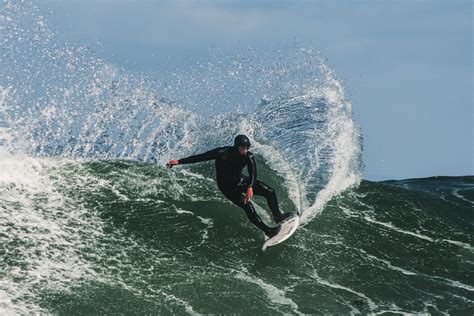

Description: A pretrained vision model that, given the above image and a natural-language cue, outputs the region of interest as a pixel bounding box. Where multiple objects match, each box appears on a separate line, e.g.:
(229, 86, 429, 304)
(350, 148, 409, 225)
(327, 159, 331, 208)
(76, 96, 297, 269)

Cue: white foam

(428, 276, 474, 292)
(196, 215, 214, 246)
(0, 152, 178, 314)
(0, 152, 99, 313)
(359, 249, 417, 276)
(176, 208, 195, 215)
(312, 271, 377, 311)
(338, 205, 359, 218)
(364, 216, 436, 242)
(422, 302, 449, 316)
(440, 238, 473, 251)
(372, 307, 416, 315)
(174, 208, 214, 246)
(364, 215, 474, 251)
(180, 169, 213, 182)
(235, 270, 301, 314)
(160, 290, 199, 315)
(452, 188, 473, 205)
(449, 293, 474, 303)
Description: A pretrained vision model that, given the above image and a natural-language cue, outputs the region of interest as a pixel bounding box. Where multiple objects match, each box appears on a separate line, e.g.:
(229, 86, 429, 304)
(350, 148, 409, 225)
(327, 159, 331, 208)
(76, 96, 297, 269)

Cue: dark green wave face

(3, 159, 471, 314)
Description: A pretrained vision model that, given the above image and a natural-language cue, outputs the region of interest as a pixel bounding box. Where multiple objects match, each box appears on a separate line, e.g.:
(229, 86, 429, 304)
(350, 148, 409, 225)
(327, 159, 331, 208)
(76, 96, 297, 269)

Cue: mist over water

(1, 2, 472, 314)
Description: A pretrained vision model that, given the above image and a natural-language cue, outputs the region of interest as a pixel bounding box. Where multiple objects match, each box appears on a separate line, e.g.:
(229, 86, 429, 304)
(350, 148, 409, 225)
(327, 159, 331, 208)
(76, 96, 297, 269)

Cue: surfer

(166, 135, 293, 238)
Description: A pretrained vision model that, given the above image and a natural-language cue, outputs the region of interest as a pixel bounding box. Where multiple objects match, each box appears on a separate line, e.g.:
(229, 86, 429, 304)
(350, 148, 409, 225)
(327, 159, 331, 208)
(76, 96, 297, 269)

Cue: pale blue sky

(39, 1, 474, 179)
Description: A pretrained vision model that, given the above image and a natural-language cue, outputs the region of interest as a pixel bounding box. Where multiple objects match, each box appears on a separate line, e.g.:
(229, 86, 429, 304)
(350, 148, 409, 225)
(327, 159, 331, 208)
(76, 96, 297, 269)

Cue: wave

(3, 2, 471, 315)
(0, 1, 362, 224)
(0, 157, 472, 314)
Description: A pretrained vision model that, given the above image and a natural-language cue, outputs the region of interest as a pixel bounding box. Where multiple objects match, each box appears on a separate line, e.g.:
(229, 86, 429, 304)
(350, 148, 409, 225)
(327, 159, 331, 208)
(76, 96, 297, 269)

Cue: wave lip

(251, 64, 362, 223)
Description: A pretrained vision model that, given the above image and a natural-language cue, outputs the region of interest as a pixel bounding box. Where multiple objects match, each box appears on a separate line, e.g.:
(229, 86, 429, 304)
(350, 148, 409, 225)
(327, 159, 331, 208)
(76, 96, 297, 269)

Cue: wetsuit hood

(234, 135, 251, 148)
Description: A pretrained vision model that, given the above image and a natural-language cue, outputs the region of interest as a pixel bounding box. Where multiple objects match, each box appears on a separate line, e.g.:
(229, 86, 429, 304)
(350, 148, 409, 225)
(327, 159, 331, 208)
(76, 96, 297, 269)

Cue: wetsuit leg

(251, 180, 285, 222)
(220, 187, 276, 236)
(238, 178, 293, 223)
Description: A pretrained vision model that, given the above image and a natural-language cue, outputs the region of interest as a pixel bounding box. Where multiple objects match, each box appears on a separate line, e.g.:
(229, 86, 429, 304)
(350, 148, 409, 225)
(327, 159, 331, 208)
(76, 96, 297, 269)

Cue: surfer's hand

(244, 187, 253, 204)
(166, 160, 179, 169)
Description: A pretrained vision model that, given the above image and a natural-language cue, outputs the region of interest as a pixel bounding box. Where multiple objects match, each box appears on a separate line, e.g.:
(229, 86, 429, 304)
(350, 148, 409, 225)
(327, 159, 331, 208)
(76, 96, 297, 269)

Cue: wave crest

(0, 2, 362, 223)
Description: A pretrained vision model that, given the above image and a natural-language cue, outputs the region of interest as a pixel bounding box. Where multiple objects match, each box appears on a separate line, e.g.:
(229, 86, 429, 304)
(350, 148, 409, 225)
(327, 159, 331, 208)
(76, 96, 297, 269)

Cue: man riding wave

(167, 135, 293, 238)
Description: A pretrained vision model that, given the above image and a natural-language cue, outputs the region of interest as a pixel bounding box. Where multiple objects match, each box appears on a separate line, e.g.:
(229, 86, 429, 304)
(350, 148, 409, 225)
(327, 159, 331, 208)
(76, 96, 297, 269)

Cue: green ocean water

(2, 159, 472, 314)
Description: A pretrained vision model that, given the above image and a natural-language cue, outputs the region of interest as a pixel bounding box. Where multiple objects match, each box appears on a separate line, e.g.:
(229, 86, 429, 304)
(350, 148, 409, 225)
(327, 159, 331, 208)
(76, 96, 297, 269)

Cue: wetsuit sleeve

(178, 148, 218, 165)
(246, 153, 257, 188)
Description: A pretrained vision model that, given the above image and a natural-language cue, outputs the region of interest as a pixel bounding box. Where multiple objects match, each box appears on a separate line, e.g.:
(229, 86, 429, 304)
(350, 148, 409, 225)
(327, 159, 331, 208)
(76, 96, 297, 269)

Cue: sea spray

(0, 2, 362, 222)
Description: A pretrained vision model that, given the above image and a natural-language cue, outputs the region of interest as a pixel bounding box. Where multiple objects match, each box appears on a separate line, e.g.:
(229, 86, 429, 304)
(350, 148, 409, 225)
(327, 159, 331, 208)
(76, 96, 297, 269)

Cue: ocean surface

(1, 2, 472, 314)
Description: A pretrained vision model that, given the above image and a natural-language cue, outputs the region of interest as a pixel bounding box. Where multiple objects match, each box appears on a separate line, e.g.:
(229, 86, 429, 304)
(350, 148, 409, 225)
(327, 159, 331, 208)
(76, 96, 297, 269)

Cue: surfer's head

(234, 134, 251, 155)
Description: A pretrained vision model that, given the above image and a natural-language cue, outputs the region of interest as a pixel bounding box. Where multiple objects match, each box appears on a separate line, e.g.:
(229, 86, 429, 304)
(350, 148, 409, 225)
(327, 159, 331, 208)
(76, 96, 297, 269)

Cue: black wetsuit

(178, 146, 285, 236)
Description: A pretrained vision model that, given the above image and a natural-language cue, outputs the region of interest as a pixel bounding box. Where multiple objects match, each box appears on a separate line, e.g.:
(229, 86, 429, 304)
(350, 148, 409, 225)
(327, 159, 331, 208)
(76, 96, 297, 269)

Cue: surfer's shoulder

(215, 146, 232, 158)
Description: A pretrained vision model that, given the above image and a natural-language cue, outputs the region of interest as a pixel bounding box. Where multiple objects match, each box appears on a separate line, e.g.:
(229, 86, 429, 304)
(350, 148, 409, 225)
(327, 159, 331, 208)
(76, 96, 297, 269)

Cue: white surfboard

(262, 215, 300, 251)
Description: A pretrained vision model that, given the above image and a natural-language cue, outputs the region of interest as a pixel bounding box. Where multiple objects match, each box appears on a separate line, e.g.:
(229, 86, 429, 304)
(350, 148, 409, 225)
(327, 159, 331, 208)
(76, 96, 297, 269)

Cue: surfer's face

(238, 146, 249, 155)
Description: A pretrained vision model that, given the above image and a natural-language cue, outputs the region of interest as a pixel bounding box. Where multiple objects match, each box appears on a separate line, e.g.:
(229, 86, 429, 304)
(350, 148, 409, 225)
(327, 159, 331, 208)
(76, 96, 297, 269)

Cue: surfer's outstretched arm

(166, 148, 218, 168)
